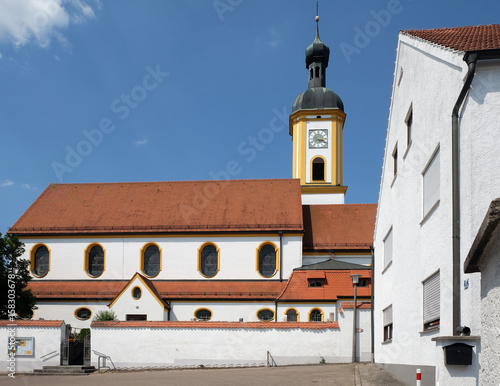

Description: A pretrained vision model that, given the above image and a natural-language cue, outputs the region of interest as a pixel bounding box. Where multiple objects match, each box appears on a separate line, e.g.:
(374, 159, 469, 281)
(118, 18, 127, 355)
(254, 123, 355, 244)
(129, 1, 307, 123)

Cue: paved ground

(0, 363, 406, 385)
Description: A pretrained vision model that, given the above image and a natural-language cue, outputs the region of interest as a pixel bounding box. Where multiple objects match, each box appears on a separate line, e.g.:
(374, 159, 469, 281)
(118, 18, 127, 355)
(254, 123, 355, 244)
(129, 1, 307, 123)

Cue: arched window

(142, 244, 161, 277)
(75, 307, 92, 321)
(309, 308, 323, 322)
(257, 309, 275, 321)
(286, 308, 298, 322)
(31, 245, 49, 277)
(195, 308, 212, 321)
(199, 243, 219, 278)
(315, 66, 320, 78)
(86, 244, 104, 277)
(257, 243, 277, 278)
(312, 157, 325, 181)
(309, 68, 313, 80)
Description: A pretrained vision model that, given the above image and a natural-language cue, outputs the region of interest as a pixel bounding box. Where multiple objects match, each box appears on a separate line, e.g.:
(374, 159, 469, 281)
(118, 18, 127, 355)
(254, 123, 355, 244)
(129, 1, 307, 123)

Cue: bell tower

(289, 15, 347, 205)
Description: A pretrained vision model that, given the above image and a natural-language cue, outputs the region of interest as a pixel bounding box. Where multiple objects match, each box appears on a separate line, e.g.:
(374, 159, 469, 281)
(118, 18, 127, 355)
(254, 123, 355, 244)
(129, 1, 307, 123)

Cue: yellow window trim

(140, 242, 162, 278)
(197, 242, 220, 278)
(30, 244, 51, 278)
(108, 273, 167, 309)
(193, 307, 213, 321)
(131, 286, 142, 300)
(84, 243, 106, 278)
(310, 155, 327, 183)
(255, 241, 279, 279)
(284, 307, 300, 322)
(256, 308, 275, 322)
(308, 307, 324, 322)
(74, 307, 93, 321)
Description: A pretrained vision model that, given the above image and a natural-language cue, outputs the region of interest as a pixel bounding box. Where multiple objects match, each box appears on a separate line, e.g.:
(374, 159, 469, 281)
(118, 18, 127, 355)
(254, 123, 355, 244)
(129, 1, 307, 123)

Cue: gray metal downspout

(451, 53, 477, 335)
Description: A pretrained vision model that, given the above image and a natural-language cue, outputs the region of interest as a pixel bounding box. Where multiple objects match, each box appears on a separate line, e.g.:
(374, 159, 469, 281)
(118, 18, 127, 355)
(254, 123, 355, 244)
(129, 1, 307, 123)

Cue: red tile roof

(9, 179, 303, 235)
(0, 320, 64, 327)
(91, 321, 339, 330)
(28, 280, 288, 300)
(341, 301, 372, 310)
(403, 25, 500, 52)
(302, 204, 376, 251)
(277, 270, 371, 301)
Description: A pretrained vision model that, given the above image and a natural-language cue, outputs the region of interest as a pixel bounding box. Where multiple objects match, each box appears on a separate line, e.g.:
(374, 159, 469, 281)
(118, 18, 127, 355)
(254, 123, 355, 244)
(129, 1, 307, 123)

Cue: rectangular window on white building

(383, 227, 393, 269)
(383, 305, 393, 342)
(422, 271, 440, 331)
(422, 147, 440, 218)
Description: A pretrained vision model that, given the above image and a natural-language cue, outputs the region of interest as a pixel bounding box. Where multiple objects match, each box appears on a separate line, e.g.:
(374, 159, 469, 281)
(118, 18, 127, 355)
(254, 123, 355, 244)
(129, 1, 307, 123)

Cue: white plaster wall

(374, 33, 478, 371)
(276, 303, 337, 322)
(91, 325, 345, 367)
(337, 308, 372, 362)
(301, 193, 344, 205)
(374, 34, 500, 384)
(171, 302, 276, 322)
(301, 255, 331, 266)
(111, 277, 168, 321)
(433, 339, 481, 386)
(0, 324, 65, 372)
(334, 255, 372, 266)
(20, 235, 302, 281)
(33, 301, 109, 329)
(478, 230, 500, 385)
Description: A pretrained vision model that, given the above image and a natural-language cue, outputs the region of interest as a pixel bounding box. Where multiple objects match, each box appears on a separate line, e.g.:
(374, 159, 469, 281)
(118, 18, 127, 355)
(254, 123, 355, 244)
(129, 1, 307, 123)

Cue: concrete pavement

(1, 363, 407, 385)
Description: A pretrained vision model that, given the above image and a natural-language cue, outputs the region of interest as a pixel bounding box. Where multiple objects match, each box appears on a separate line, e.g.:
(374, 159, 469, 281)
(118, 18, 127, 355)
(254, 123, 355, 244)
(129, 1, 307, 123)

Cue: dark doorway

(126, 314, 147, 321)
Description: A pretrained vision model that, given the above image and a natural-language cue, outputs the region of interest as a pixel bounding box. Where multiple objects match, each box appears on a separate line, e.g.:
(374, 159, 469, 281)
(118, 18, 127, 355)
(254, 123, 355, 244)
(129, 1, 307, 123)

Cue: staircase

(31, 365, 96, 375)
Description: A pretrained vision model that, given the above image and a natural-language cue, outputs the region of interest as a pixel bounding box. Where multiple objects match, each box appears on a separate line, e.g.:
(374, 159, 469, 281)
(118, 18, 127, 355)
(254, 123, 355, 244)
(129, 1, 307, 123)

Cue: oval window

(257, 309, 275, 322)
(132, 287, 142, 300)
(76, 307, 92, 320)
(195, 309, 212, 321)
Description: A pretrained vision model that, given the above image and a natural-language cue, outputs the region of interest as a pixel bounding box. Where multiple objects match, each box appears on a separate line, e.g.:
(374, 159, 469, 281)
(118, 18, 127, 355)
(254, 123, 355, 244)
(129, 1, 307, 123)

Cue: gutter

(452, 48, 500, 335)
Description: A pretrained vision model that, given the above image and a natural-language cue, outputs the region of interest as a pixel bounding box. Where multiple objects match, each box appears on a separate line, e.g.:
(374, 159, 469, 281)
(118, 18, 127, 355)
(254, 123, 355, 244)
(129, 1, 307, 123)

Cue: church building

(5, 16, 376, 369)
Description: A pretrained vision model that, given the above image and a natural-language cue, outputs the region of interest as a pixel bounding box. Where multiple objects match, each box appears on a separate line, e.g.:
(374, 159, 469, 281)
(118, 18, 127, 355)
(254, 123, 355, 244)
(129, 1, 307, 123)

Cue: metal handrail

(92, 350, 116, 372)
(266, 351, 277, 367)
(40, 350, 58, 360)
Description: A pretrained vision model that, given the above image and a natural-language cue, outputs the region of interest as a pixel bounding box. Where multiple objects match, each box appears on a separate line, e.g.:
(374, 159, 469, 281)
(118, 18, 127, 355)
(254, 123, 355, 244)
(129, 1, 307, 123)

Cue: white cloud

(0, 179, 14, 188)
(0, 0, 98, 49)
(133, 137, 149, 146)
(21, 183, 37, 190)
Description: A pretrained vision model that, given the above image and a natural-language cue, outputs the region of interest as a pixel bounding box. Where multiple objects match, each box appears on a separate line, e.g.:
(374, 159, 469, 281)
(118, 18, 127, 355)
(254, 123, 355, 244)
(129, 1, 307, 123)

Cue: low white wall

(0, 322, 65, 372)
(91, 322, 347, 368)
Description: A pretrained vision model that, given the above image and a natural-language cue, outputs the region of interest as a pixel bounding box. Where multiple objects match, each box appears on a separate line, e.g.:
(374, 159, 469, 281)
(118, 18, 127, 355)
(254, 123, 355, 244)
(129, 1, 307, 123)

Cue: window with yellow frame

(257, 242, 278, 278)
(85, 244, 105, 278)
(141, 243, 161, 277)
(31, 244, 50, 278)
(198, 243, 219, 278)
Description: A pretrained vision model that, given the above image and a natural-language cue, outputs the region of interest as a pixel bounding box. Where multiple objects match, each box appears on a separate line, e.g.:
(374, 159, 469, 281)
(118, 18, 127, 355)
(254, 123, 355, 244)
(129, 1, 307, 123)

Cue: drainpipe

(452, 48, 500, 335)
(279, 231, 283, 282)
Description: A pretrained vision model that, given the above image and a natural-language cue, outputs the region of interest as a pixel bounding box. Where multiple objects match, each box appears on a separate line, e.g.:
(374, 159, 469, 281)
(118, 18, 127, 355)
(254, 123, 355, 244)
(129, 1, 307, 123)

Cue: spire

(305, 12, 330, 88)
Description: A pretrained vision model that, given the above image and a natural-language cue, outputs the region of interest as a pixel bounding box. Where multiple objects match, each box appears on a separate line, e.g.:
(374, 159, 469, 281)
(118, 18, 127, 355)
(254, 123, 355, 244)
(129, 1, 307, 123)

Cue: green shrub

(92, 309, 118, 321)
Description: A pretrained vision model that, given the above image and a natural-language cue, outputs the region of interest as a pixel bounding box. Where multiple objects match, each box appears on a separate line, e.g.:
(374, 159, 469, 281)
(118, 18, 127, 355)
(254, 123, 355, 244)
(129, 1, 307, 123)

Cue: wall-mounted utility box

(444, 343, 473, 365)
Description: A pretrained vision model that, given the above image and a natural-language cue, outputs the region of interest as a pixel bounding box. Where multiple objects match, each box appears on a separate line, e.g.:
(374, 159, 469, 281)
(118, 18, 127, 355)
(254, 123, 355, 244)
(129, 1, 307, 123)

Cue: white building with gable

(374, 25, 500, 385)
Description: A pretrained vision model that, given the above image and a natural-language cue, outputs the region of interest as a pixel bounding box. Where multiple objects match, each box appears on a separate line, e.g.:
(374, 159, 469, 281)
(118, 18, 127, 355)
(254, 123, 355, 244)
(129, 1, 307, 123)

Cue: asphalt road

(0, 363, 406, 386)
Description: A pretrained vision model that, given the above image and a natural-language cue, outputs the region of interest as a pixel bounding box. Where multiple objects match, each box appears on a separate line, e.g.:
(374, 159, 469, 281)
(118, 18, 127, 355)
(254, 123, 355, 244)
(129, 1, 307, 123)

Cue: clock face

(308, 129, 328, 148)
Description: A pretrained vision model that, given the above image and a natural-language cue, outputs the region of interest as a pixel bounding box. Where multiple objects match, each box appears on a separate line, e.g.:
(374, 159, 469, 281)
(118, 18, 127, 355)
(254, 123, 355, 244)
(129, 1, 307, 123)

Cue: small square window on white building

(422, 270, 440, 331)
(383, 305, 393, 342)
(383, 227, 393, 270)
(422, 147, 440, 218)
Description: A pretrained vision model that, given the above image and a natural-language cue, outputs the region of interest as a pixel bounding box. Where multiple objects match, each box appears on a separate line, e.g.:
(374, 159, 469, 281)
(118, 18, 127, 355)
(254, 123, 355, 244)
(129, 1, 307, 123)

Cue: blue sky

(1, 0, 500, 234)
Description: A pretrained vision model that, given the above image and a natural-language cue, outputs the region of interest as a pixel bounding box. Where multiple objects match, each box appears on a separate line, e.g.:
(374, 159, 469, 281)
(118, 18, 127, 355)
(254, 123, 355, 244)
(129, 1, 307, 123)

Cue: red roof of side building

(28, 280, 288, 300)
(9, 179, 303, 235)
(341, 302, 372, 310)
(277, 270, 371, 302)
(302, 204, 376, 251)
(0, 320, 64, 327)
(403, 25, 500, 52)
(91, 321, 339, 330)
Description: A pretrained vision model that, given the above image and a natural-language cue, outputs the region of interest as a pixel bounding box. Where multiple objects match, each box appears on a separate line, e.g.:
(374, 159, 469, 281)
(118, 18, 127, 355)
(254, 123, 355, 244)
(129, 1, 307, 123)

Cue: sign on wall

(8, 337, 34, 357)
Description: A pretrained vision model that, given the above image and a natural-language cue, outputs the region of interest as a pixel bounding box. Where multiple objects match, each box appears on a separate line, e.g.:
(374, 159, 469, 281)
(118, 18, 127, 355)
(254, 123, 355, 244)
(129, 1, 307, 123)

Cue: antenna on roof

(316, 1, 319, 18)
